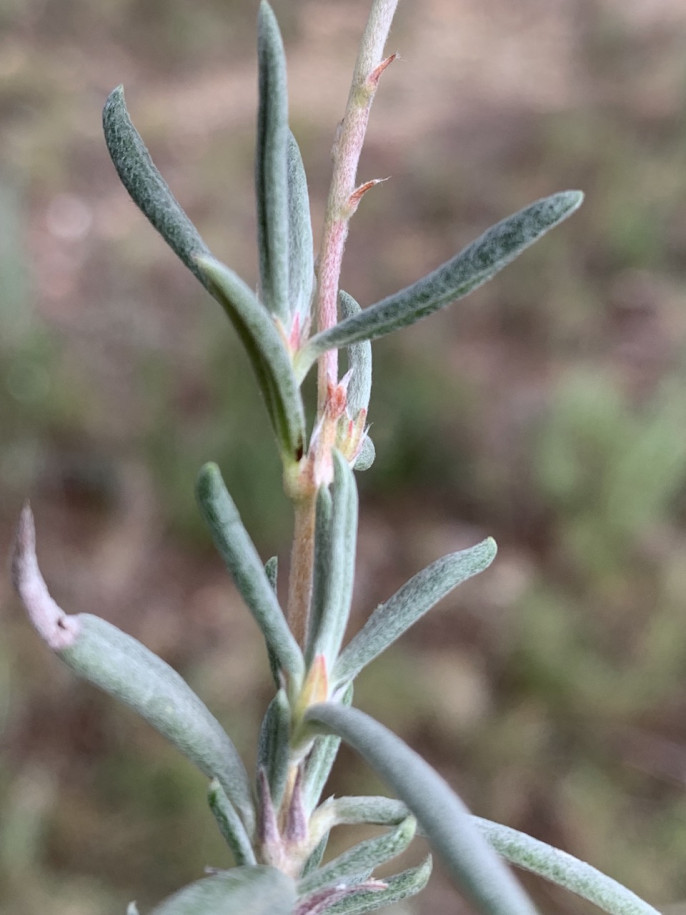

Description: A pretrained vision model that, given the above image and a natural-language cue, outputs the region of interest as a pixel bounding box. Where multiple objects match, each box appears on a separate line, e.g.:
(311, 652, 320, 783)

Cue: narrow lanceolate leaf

(473, 817, 662, 915)
(305, 703, 539, 915)
(196, 463, 305, 689)
(302, 682, 353, 816)
(305, 484, 333, 667)
(195, 254, 305, 460)
(339, 291, 372, 416)
(299, 816, 417, 897)
(256, 0, 290, 323)
(308, 451, 358, 667)
(208, 779, 257, 866)
(333, 537, 497, 685)
(325, 857, 433, 915)
(149, 866, 296, 915)
(11, 504, 255, 835)
(102, 86, 211, 282)
(257, 689, 291, 807)
(296, 190, 584, 370)
(312, 795, 410, 831)
(287, 131, 314, 334)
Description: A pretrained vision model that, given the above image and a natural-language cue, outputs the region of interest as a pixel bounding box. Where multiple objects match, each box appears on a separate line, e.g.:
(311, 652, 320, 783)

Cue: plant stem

(286, 488, 318, 648)
(314, 0, 398, 416)
(287, 1, 398, 656)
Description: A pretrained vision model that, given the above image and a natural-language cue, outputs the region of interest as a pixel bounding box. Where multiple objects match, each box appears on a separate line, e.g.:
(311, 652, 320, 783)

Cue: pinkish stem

(314, 0, 398, 416)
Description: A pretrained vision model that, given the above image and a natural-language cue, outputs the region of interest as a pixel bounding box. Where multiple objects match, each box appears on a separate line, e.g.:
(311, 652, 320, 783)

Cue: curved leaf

(297, 190, 583, 370)
(333, 537, 497, 685)
(256, 1, 290, 322)
(195, 254, 305, 460)
(473, 817, 661, 915)
(312, 795, 409, 830)
(11, 505, 255, 834)
(149, 866, 296, 915)
(196, 462, 305, 689)
(305, 702, 538, 915)
(102, 86, 211, 281)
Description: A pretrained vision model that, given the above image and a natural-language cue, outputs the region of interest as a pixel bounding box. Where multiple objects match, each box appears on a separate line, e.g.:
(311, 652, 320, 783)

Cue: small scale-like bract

(13, 3, 661, 915)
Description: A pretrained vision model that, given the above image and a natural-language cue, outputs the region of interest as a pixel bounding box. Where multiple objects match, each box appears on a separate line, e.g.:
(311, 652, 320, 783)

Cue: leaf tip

(12, 503, 81, 651)
(558, 188, 584, 214)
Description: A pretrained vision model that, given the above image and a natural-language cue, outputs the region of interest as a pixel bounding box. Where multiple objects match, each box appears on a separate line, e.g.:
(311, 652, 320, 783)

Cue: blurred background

(2, 0, 686, 912)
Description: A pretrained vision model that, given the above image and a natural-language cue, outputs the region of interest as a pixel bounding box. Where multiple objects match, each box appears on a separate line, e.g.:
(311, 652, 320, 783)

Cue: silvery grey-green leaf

(305, 703, 539, 915)
(333, 537, 497, 685)
(287, 130, 315, 333)
(256, 1, 290, 323)
(61, 614, 256, 836)
(314, 795, 409, 829)
(296, 190, 583, 370)
(473, 817, 661, 915)
(102, 86, 211, 282)
(149, 866, 296, 915)
(305, 484, 333, 667)
(308, 451, 358, 667)
(353, 435, 375, 472)
(208, 779, 257, 866)
(302, 682, 353, 816)
(196, 462, 305, 689)
(12, 505, 256, 835)
(298, 816, 416, 897)
(195, 254, 305, 460)
(257, 689, 291, 807)
(325, 857, 433, 915)
(339, 290, 372, 416)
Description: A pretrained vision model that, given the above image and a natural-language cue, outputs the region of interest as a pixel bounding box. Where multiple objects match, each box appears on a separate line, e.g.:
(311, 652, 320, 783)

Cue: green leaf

(305, 483, 333, 667)
(353, 435, 375, 472)
(256, 1, 290, 323)
(196, 462, 305, 689)
(208, 779, 257, 866)
(9, 505, 252, 825)
(298, 816, 417, 897)
(339, 291, 372, 416)
(103, 86, 305, 460)
(325, 857, 433, 915)
(333, 537, 497, 685)
(305, 703, 539, 915)
(195, 254, 305, 460)
(58, 614, 256, 834)
(473, 817, 661, 915)
(296, 190, 584, 369)
(287, 131, 314, 333)
(257, 689, 291, 807)
(308, 451, 358, 667)
(149, 866, 296, 915)
(102, 86, 211, 282)
(313, 795, 409, 829)
(302, 682, 353, 816)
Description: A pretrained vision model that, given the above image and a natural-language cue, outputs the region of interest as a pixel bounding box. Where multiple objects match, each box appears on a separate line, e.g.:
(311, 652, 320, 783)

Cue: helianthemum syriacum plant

(12, 2, 664, 914)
